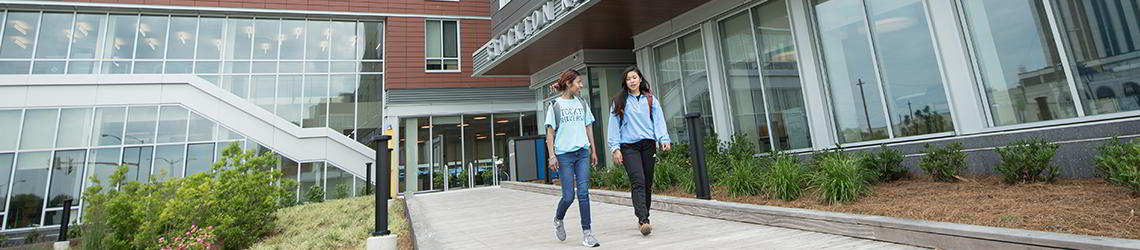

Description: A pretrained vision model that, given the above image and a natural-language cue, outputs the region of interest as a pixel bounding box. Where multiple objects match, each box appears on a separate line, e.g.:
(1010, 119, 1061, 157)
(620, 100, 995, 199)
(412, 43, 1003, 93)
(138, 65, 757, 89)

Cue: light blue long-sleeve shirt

(607, 93, 671, 152)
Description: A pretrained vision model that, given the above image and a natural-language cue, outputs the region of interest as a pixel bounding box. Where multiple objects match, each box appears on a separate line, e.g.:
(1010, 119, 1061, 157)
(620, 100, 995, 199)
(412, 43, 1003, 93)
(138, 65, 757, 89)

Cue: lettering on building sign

(486, 0, 585, 60)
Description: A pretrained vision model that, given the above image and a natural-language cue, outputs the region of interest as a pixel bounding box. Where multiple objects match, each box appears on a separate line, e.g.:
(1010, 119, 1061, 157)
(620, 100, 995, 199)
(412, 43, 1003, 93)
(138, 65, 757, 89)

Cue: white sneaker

(582, 230, 600, 247)
(554, 219, 566, 241)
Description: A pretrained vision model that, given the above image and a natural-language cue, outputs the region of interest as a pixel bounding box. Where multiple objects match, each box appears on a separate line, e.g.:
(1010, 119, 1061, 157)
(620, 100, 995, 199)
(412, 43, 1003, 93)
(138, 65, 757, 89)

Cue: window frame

(424, 19, 461, 73)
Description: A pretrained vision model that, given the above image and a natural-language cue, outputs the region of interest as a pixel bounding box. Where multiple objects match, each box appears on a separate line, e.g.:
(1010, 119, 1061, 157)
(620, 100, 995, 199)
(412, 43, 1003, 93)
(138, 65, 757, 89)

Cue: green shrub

(600, 165, 630, 189)
(722, 157, 764, 197)
(860, 146, 906, 183)
(24, 229, 41, 244)
(82, 143, 290, 250)
(813, 152, 871, 204)
(709, 135, 757, 186)
(358, 181, 373, 197)
(306, 185, 325, 203)
(1095, 137, 1140, 195)
(479, 168, 494, 185)
(760, 154, 808, 201)
(654, 143, 692, 192)
(995, 138, 1060, 184)
(334, 184, 351, 200)
(919, 142, 966, 182)
(0, 233, 6, 247)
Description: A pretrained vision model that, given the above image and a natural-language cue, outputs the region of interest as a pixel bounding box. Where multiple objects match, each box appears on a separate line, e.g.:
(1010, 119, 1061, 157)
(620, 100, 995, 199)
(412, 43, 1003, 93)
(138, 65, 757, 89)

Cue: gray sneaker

(554, 219, 566, 241)
(582, 230, 600, 247)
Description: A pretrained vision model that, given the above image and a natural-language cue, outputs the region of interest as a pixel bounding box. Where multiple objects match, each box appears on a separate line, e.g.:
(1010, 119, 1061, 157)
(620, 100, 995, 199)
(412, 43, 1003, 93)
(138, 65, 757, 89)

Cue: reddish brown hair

(551, 69, 580, 92)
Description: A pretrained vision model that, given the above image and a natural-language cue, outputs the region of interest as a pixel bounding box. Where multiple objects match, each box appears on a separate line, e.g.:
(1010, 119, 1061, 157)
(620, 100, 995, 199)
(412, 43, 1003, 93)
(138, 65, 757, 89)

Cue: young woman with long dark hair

(544, 69, 601, 247)
(606, 66, 671, 236)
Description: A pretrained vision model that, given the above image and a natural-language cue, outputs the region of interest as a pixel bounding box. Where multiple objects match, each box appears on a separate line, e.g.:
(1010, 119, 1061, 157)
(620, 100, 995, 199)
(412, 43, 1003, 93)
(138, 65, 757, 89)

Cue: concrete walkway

(407, 187, 926, 250)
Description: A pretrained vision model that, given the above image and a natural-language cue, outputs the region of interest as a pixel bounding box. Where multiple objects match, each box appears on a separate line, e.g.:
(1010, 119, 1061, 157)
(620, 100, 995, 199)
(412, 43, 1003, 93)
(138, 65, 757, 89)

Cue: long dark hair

(611, 66, 652, 122)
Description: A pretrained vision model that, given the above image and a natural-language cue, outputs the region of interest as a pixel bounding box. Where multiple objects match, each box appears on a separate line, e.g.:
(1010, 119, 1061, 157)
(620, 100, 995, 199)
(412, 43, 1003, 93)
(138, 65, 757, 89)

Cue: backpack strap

(647, 94, 654, 122)
(551, 99, 562, 133)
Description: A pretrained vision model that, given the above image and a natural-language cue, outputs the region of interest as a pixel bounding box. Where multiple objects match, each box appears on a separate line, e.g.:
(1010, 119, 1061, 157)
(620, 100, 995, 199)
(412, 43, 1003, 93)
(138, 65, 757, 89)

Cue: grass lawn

(250, 196, 413, 250)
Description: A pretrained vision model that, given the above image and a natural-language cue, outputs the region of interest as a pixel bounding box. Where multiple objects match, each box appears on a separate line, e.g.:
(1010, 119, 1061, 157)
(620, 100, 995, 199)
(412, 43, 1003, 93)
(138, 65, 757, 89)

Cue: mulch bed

(591, 176, 1139, 240)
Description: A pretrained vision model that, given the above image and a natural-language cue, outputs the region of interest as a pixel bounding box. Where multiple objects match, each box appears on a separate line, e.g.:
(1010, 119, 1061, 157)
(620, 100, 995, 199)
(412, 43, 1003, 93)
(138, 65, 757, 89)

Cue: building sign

(485, 0, 588, 61)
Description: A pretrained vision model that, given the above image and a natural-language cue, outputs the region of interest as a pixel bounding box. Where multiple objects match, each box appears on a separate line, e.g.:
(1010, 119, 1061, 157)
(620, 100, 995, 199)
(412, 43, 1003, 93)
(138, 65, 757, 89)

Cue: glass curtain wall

(399, 112, 532, 191)
(0, 10, 384, 141)
(653, 31, 714, 143)
(812, 0, 954, 143)
(718, 0, 812, 153)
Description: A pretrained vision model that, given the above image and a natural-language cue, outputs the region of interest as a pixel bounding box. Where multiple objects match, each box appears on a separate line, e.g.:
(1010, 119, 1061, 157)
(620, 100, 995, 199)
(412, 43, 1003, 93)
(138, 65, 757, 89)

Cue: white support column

(404, 117, 418, 192)
(788, 0, 838, 150)
(925, 0, 988, 135)
(700, 21, 733, 143)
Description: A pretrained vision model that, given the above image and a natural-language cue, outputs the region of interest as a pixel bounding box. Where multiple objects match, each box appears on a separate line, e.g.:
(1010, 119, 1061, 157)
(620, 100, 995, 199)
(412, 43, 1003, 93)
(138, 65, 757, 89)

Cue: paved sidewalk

(407, 187, 926, 250)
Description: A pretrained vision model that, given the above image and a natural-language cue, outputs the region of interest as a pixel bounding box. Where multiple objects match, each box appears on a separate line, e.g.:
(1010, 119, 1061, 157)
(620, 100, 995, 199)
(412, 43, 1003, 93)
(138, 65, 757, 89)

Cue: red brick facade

(57, 0, 530, 90)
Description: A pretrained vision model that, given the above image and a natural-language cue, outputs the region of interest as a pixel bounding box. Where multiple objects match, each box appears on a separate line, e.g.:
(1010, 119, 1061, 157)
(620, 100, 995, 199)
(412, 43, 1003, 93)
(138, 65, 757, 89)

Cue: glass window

(425, 20, 458, 70)
(306, 20, 331, 60)
(226, 18, 253, 60)
(1053, 0, 1140, 115)
(433, 115, 464, 190)
(278, 75, 304, 126)
(167, 16, 197, 59)
(961, 0, 1079, 125)
(653, 41, 689, 143)
(103, 14, 139, 60)
(677, 32, 716, 140)
(0, 153, 12, 213)
(156, 106, 188, 143)
(48, 149, 86, 208)
(153, 144, 186, 180)
(20, 109, 59, 150)
(86, 147, 121, 189)
(865, 0, 953, 136)
(280, 19, 305, 60)
(56, 108, 93, 148)
(31, 61, 65, 74)
(227, 61, 251, 73)
(330, 74, 357, 137)
(122, 146, 153, 183)
(165, 61, 192, 74)
(187, 112, 215, 142)
(299, 162, 323, 202)
(71, 14, 107, 59)
(124, 106, 158, 145)
(1, 12, 40, 59)
(332, 62, 356, 73)
(251, 75, 277, 112)
(136, 15, 169, 59)
(197, 17, 224, 59)
(91, 107, 125, 146)
(814, 0, 890, 142)
(324, 165, 351, 199)
(0, 61, 30, 74)
(413, 117, 432, 191)
(492, 113, 519, 182)
(134, 61, 163, 74)
(7, 151, 50, 229)
(361, 22, 383, 60)
(280, 157, 299, 201)
(330, 21, 356, 60)
(253, 18, 280, 60)
(195, 61, 220, 74)
(0, 110, 20, 151)
(67, 61, 98, 74)
(752, 0, 811, 150)
(522, 111, 538, 136)
(356, 74, 382, 143)
(465, 115, 493, 187)
(720, 11, 774, 152)
(303, 74, 329, 128)
(185, 143, 214, 176)
(252, 61, 276, 73)
(305, 61, 328, 73)
(280, 61, 303, 73)
(224, 75, 251, 99)
(44, 209, 78, 226)
(35, 12, 74, 59)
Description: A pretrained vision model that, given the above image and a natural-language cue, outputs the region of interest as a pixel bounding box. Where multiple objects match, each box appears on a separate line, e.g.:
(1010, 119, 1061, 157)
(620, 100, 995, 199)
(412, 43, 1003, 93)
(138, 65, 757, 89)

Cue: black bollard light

(58, 199, 73, 242)
(372, 135, 391, 236)
(684, 113, 711, 200)
(366, 163, 373, 195)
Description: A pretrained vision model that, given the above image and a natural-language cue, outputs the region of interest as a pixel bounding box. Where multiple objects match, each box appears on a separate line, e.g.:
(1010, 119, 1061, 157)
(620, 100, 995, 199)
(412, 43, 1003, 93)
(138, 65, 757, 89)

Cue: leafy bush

(479, 168, 494, 186)
(158, 224, 218, 250)
(812, 152, 871, 204)
(919, 142, 966, 182)
(82, 143, 291, 250)
(0, 233, 6, 247)
(1095, 137, 1140, 195)
(334, 184, 351, 200)
(599, 165, 630, 189)
(24, 229, 41, 244)
(654, 143, 692, 192)
(708, 135, 757, 186)
(760, 153, 808, 201)
(720, 156, 763, 197)
(306, 185, 324, 203)
(995, 138, 1060, 184)
(860, 146, 906, 183)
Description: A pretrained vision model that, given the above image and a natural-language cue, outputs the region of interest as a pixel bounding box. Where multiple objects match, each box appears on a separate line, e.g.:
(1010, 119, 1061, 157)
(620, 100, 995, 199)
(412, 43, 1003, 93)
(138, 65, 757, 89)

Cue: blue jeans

(554, 148, 591, 230)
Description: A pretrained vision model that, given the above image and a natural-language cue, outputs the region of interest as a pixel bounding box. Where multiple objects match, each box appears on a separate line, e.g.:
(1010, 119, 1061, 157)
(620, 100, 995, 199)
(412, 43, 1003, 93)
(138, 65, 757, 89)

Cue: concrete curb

(502, 181, 1140, 250)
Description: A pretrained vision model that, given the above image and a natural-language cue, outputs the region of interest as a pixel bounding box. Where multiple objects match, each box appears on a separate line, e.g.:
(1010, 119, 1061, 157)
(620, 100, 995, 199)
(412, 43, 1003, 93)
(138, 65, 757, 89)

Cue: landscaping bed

(604, 176, 1138, 240)
(250, 196, 413, 250)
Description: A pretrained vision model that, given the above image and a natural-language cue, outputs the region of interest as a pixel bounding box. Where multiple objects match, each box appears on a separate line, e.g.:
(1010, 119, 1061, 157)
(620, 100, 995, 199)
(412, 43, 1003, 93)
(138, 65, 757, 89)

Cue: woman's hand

(590, 153, 599, 168)
(612, 150, 623, 165)
(662, 143, 672, 151)
(548, 156, 559, 171)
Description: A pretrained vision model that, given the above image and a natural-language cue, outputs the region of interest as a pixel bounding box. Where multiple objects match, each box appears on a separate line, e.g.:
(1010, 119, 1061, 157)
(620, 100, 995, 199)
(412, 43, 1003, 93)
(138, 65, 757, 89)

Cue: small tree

(306, 185, 324, 203)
